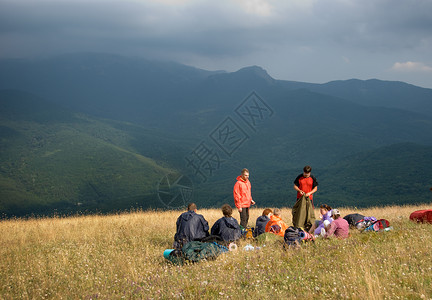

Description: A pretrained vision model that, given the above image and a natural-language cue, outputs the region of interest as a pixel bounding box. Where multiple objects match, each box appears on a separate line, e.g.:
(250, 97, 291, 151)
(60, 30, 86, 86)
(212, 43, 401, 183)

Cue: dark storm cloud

(0, 0, 431, 87)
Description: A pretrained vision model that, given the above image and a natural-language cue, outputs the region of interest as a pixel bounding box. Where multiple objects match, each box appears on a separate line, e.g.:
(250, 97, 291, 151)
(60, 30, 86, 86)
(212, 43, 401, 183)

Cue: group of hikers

(173, 166, 350, 249)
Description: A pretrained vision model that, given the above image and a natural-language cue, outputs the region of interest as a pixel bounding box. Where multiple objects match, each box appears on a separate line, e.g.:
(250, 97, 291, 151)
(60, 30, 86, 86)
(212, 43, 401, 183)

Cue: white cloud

(235, 0, 274, 17)
(391, 61, 432, 73)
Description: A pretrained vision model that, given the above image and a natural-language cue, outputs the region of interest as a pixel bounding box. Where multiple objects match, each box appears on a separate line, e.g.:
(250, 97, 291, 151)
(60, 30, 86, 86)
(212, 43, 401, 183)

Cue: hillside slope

(1, 54, 432, 215)
(318, 143, 432, 207)
(0, 90, 175, 216)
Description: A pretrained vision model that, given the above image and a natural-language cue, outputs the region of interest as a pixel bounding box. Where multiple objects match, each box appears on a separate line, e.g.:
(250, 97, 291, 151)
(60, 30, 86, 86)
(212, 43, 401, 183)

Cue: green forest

(1, 55, 432, 217)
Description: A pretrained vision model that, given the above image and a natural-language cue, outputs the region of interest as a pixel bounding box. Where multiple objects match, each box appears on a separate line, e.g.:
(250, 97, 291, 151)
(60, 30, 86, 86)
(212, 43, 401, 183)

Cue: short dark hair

(222, 204, 233, 217)
(187, 203, 197, 211)
(262, 208, 273, 216)
(303, 165, 312, 173)
(241, 168, 249, 174)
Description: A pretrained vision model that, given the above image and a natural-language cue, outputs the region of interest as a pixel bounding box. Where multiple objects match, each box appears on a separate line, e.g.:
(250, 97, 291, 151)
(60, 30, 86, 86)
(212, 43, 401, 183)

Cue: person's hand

(305, 192, 312, 197)
(238, 207, 242, 213)
(299, 190, 305, 195)
(251, 200, 256, 205)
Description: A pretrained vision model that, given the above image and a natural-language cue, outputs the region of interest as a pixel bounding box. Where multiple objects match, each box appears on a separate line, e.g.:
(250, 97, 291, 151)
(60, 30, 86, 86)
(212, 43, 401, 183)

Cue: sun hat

(332, 209, 340, 216)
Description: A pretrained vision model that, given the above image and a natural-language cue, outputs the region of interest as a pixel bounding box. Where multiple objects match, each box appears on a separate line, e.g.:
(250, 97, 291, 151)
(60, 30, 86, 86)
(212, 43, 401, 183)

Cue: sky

(1, 0, 432, 88)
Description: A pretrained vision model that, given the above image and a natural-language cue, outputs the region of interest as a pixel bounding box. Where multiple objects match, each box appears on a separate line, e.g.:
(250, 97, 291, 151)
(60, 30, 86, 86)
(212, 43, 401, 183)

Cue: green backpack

(182, 241, 221, 263)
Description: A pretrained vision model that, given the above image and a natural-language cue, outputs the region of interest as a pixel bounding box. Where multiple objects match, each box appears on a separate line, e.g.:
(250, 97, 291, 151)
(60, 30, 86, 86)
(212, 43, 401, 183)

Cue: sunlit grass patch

(1, 204, 432, 299)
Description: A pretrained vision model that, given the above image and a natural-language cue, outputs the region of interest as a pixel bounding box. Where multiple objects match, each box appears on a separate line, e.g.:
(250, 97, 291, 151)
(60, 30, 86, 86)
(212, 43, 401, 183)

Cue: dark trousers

(239, 207, 249, 228)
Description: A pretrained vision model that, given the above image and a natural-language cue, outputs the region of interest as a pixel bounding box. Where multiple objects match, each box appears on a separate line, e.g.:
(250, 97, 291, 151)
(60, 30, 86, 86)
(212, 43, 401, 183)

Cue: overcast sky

(1, 0, 431, 88)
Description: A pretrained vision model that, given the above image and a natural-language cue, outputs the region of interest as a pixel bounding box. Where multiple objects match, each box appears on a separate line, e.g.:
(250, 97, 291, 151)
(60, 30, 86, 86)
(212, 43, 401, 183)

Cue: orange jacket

(233, 176, 252, 209)
(265, 215, 289, 237)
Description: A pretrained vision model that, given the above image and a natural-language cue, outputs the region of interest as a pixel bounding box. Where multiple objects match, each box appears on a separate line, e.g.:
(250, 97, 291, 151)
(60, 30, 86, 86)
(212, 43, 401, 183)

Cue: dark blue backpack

(284, 226, 306, 246)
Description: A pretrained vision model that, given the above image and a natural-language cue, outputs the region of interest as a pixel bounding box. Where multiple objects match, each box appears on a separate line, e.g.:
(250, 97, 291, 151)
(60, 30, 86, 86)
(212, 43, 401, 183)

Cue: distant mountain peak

(233, 65, 275, 84)
(236, 65, 270, 75)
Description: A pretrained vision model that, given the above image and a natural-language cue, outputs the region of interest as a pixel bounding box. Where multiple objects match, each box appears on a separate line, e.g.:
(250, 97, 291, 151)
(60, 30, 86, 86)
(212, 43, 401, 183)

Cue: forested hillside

(1, 54, 431, 216)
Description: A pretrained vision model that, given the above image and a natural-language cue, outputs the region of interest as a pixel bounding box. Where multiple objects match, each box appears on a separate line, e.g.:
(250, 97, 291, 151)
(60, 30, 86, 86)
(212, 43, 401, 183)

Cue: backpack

(364, 219, 390, 232)
(182, 241, 222, 263)
(355, 216, 377, 230)
(269, 224, 281, 234)
(343, 213, 365, 227)
(284, 226, 314, 246)
(165, 248, 186, 265)
(410, 210, 432, 224)
(243, 227, 254, 239)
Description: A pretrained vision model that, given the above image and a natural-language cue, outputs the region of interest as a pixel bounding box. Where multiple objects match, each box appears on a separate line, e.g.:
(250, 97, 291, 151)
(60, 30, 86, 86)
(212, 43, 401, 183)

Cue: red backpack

(410, 210, 432, 224)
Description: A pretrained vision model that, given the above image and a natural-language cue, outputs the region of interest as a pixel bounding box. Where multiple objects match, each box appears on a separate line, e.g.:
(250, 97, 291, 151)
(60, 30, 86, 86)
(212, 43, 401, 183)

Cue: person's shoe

(320, 228, 326, 236)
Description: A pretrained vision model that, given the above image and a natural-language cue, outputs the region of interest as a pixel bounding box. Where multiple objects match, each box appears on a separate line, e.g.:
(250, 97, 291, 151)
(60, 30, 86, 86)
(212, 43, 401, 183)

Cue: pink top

(325, 217, 349, 239)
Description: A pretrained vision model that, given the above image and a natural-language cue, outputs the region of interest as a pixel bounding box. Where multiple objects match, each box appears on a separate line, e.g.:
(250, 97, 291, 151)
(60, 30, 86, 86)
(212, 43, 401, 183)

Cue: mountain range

(1, 53, 431, 217)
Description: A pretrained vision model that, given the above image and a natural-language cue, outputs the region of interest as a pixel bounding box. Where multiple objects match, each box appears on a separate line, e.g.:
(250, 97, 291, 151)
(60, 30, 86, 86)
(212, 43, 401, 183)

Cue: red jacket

(233, 176, 252, 209)
(265, 215, 289, 237)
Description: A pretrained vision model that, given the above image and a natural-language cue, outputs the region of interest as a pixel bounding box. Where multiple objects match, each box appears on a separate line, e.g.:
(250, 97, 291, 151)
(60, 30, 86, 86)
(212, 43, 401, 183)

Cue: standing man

(233, 168, 255, 228)
(292, 165, 318, 230)
(293, 165, 318, 205)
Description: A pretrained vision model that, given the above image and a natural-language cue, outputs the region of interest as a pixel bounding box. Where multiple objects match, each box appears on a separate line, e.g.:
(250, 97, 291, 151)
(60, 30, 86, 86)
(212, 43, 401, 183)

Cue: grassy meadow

(1, 204, 432, 299)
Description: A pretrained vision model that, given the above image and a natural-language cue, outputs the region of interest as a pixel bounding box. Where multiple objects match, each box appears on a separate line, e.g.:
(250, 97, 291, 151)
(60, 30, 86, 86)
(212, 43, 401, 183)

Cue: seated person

(254, 208, 273, 237)
(211, 204, 242, 243)
(324, 209, 349, 239)
(265, 208, 289, 237)
(317, 219, 331, 237)
(173, 202, 209, 249)
(309, 204, 333, 236)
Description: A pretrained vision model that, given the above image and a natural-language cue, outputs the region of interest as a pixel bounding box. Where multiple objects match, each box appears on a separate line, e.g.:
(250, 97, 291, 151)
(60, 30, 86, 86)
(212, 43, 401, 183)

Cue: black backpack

(343, 213, 365, 227)
(284, 226, 306, 246)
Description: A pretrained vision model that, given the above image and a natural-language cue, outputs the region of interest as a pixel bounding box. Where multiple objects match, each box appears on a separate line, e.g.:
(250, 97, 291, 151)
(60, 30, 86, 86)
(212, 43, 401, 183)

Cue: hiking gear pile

(364, 219, 391, 232)
(410, 210, 432, 224)
(354, 216, 378, 230)
(284, 226, 315, 246)
(165, 241, 228, 265)
(343, 213, 365, 227)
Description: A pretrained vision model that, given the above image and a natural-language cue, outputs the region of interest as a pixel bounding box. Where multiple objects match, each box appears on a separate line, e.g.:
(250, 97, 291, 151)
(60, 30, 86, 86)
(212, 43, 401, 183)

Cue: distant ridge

(1, 53, 432, 216)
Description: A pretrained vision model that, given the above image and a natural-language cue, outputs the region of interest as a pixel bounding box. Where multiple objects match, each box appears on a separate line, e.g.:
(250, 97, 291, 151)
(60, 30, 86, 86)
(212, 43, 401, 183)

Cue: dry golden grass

(1, 204, 432, 299)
